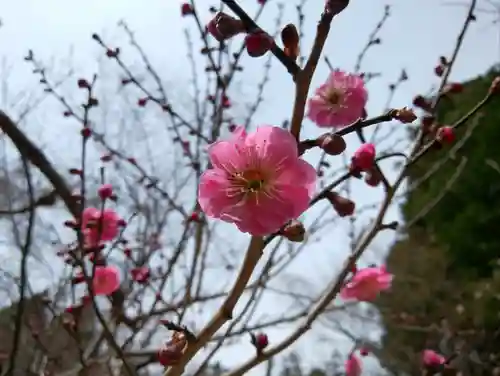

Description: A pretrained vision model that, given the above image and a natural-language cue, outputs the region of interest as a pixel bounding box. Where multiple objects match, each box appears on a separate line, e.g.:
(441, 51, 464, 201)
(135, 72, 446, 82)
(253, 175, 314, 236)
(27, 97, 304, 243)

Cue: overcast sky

(0, 0, 499, 374)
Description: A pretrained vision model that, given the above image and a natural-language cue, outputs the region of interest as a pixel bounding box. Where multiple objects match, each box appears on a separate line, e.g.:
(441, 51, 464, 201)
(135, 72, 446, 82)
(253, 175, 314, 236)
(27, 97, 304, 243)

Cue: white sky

(0, 0, 499, 374)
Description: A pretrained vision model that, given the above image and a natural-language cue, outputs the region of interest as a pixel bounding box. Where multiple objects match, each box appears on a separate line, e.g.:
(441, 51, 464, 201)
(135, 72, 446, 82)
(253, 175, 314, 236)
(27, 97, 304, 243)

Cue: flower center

(326, 88, 343, 106)
(233, 169, 266, 193)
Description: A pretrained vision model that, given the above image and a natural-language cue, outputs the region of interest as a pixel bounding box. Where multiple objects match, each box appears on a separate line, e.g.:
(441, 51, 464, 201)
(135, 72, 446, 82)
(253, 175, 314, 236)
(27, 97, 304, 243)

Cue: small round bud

(364, 168, 382, 187)
(98, 184, 113, 200)
(436, 126, 454, 144)
(316, 133, 346, 155)
(80, 127, 92, 138)
(391, 107, 417, 124)
(245, 31, 274, 58)
(325, 0, 350, 15)
(181, 3, 194, 16)
(77, 79, 89, 89)
(325, 191, 355, 217)
(281, 220, 305, 242)
(251, 332, 269, 352)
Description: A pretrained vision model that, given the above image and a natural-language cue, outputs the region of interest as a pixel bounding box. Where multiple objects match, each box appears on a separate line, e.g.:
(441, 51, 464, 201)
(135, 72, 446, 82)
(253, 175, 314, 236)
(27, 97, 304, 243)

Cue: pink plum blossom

(92, 265, 120, 296)
(198, 126, 316, 236)
(340, 266, 393, 301)
(345, 354, 362, 376)
(307, 70, 367, 128)
(81, 207, 120, 245)
(422, 349, 446, 367)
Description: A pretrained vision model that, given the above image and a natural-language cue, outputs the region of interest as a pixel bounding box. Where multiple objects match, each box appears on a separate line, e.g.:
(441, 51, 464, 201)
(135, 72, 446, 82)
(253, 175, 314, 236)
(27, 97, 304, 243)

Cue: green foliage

(403, 67, 500, 278)
(378, 67, 500, 374)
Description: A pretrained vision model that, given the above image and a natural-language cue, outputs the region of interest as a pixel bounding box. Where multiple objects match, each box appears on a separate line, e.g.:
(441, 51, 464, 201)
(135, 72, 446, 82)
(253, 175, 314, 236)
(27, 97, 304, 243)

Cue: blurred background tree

(378, 65, 500, 375)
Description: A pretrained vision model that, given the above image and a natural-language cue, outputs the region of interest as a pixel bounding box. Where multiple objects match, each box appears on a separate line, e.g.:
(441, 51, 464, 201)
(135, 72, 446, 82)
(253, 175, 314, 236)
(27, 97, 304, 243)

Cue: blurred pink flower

(345, 354, 362, 376)
(341, 266, 393, 301)
(92, 265, 120, 296)
(198, 126, 316, 236)
(307, 70, 367, 128)
(82, 207, 120, 245)
(422, 349, 445, 367)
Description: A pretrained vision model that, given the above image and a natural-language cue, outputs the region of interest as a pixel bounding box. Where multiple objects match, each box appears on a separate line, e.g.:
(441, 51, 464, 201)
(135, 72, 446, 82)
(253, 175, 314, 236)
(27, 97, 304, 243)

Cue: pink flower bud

(351, 143, 376, 171)
(345, 354, 362, 376)
(206, 12, 244, 42)
(422, 349, 445, 368)
(436, 126, 454, 144)
(245, 30, 274, 57)
(98, 184, 113, 200)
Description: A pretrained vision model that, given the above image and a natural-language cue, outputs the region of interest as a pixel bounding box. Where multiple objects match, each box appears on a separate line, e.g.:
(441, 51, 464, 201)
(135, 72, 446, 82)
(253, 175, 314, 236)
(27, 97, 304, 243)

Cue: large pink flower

(81, 207, 120, 245)
(340, 266, 393, 301)
(92, 265, 120, 296)
(198, 126, 316, 236)
(345, 354, 362, 376)
(422, 349, 445, 367)
(307, 70, 367, 128)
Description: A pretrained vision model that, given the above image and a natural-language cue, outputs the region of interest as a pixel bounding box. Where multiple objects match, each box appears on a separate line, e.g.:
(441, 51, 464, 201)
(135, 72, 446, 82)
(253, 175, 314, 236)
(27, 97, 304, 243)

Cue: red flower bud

(391, 107, 417, 124)
(157, 333, 187, 366)
(81, 127, 92, 138)
(245, 30, 274, 58)
(281, 220, 305, 242)
(325, 192, 355, 217)
(206, 12, 244, 42)
(77, 79, 89, 89)
(364, 168, 382, 187)
(436, 126, 454, 144)
(131, 267, 150, 284)
(316, 133, 346, 155)
(251, 332, 269, 352)
(325, 0, 350, 15)
(138, 97, 148, 107)
(100, 154, 113, 162)
(434, 65, 444, 77)
(412, 95, 432, 112)
(181, 3, 194, 16)
(98, 184, 113, 200)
